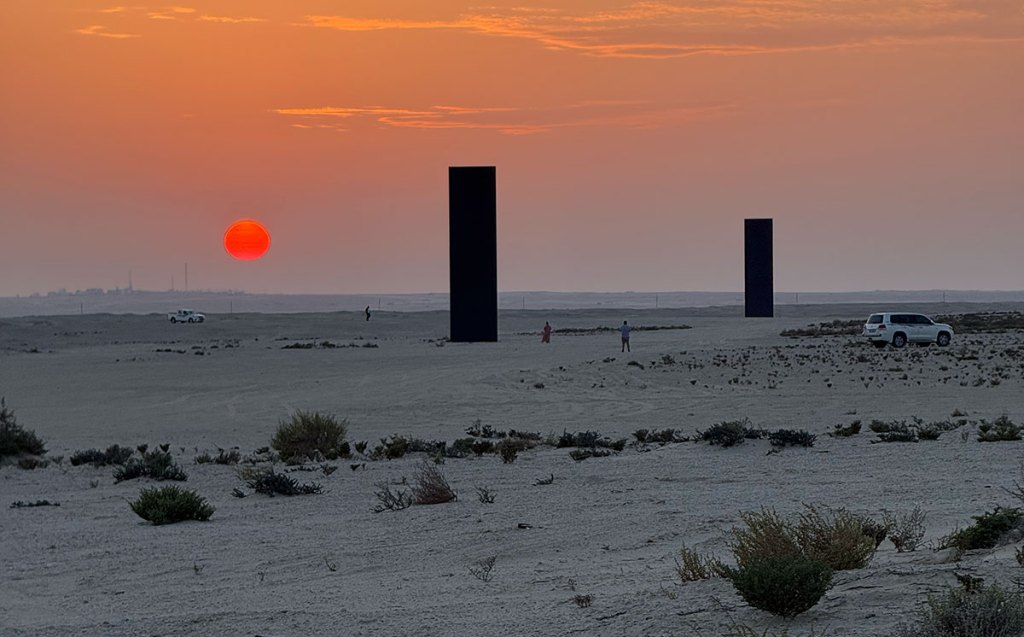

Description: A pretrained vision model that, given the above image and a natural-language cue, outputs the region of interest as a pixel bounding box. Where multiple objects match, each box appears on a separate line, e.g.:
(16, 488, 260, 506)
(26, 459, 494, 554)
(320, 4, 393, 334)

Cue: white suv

(863, 312, 953, 348)
(168, 309, 205, 324)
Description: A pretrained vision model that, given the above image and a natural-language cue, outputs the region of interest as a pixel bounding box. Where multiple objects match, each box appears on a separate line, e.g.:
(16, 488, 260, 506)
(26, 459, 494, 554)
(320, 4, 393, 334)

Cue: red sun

(224, 219, 271, 260)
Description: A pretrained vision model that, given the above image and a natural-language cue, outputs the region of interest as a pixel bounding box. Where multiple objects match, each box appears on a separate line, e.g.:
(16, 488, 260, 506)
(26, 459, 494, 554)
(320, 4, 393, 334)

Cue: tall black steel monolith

(449, 166, 497, 342)
(744, 218, 774, 318)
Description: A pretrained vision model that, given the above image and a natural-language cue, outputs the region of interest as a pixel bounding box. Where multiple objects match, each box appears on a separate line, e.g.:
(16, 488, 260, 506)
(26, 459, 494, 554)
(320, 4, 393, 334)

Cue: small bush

(698, 420, 759, 448)
(476, 486, 495, 504)
(18, 457, 48, 470)
(195, 448, 241, 465)
(71, 444, 133, 467)
(372, 482, 412, 512)
(675, 545, 724, 583)
(130, 486, 214, 525)
(793, 505, 877, 570)
(941, 507, 1023, 552)
(471, 439, 495, 456)
(0, 398, 46, 458)
(894, 583, 1024, 637)
(724, 556, 833, 618)
(769, 429, 816, 448)
(830, 421, 861, 437)
(869, 419, 896, 433)
(569, 448, 613, 461)
(496, 438, 526, 463)
(245, 468, 322, 496)
(114, 447, 187, 482)
(272, 411, 348, 462)
(874, 421, 919, 443)
(730, 508, 802, 568)
(977, 416, 1022, 442)
(412, 461, 456, 505)
(884, 507, 927, 552)
(557, 430, 601, 448)
(857, 515, 889, 549)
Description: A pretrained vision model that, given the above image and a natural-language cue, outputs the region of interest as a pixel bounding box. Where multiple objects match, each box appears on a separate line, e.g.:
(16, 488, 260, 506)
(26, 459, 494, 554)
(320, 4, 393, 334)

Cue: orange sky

(1, 1, 1022, 295)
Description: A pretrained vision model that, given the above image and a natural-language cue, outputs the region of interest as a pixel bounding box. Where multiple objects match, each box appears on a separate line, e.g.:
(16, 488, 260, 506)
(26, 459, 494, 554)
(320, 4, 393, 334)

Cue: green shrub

(941, 507, 1023, 552)
(244, 468, 322, 496)
(724, 556, 832, 618)
(373, 435, 410, 460)
(130, 486, 214, 525)
(894, 583, 1024, 637)
(977, 416, 1022, 442)
(769, 429, 816, 448)
(496, 438, 527, 463)
(0, 398, 46, 457)
(194, 448, 241, 465)
(698, 420, 757, 447)
(271, 411, 348, 462)
(71, 444, 133, 467)
(113, 446, 187, 482)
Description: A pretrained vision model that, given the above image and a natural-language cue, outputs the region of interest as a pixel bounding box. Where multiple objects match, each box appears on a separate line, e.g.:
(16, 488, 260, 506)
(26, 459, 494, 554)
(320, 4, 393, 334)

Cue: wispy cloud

(198, 15, 267, 24)
(273, 101, 735, 135)
(75, 24, 141, 39)
(303, 1, 1024, 59)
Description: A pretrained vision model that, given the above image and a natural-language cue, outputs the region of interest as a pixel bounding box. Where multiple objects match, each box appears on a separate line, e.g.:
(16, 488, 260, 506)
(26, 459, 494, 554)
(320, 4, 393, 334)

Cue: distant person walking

(620, 320, 631, 352)
(541, 321, 552, 344)
(365, 305, 371, 322)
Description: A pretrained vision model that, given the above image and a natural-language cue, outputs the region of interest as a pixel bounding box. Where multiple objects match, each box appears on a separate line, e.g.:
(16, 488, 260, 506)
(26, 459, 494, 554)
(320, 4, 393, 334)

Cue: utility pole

(185, 263, 188, 292)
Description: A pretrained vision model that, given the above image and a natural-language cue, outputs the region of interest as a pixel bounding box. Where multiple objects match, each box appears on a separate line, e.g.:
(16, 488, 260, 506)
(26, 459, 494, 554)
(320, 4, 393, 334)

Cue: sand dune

(1, 306, 1022, 636)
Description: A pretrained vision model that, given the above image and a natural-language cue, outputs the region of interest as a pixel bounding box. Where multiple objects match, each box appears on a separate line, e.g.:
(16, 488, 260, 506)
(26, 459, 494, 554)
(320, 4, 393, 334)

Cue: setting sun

(224, 220, 270, 261)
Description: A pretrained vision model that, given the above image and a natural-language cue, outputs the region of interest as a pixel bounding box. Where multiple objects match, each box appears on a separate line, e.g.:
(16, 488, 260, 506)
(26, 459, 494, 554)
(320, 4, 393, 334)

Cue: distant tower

(449, 166, 497, 342)
(744, 219, 774, 318)
(128, 270, 133, 293)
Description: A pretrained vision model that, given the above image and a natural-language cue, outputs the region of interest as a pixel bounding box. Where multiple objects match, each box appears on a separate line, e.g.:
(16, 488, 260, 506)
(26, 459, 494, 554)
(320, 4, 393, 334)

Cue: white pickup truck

(168, 309, 205, 324)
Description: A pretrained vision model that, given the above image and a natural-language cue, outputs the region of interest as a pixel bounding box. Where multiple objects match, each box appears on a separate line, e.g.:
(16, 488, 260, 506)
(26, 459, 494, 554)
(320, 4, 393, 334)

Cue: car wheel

(170, 317, 177, 323)
(188, 317, 195, 323)
(892, 333, 907, 348)
(937, 332, 951, 347)
(873, 341, 887, 349)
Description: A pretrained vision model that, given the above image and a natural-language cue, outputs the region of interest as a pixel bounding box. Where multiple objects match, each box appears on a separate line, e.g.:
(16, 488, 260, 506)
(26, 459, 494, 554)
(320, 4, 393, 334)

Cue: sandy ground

(1, 304, 1022, 636)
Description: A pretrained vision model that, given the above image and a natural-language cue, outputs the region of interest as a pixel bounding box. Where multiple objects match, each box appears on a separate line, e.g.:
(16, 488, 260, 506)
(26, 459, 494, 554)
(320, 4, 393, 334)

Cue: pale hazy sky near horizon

(1, 1, 1022, 296)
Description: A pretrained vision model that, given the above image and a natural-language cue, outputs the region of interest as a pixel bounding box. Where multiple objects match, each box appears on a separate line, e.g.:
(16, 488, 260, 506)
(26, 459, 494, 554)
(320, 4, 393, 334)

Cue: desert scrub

(977, 416, 1022, 442)
(496, 438, 528, 463)
(0, 398, 46, 458)
(723, 556, 833, 619)
(768, 429, 816, 448)
(70, 444, 133, 467)
(272, 411, 349, 463)
(130, 486, 214, 525)
(893, 582, 1024, 637)
(731, 506, 877, 571)
(675, 545, 724, 583)
(412, 461, 456, 504)
(883, 507, 927, 552)
(941, 507, 1023, 552)
(556, 430, 627, 450)
(830, 421, 861, 437)
(793, 505, 877, 570)
(194, 447, 241, 465)
(244, 467, 323, 496)
(698, 419, 764, 448)
(114, 445, 187, 482)
(370, 435, 411, 460)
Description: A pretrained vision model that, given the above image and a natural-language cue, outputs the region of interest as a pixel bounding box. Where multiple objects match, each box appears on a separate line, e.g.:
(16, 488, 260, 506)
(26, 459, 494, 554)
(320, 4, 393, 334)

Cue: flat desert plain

(1, 304, 1023, 636)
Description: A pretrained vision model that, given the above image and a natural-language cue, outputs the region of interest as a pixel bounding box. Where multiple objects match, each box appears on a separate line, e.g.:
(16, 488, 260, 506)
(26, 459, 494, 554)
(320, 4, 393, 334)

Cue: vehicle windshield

(867, 314, 884, 324)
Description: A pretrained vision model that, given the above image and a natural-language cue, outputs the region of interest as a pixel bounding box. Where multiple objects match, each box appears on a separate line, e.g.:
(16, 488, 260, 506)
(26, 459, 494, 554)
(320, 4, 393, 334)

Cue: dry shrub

(412, 461, 456, 505)
(794, 505, 877, 570)
(372, 482, 412, 513)
(675, 545, 725, 583)
(271, 411, 348, 463)
(730, 508, 801, 569)
(884, 507, 927, 552)
(894, 583, 1024, 637)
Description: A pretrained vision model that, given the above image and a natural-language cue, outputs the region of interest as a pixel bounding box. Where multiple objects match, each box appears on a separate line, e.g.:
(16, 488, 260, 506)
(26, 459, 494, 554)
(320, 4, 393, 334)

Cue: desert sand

(1, 303, 1022, 636)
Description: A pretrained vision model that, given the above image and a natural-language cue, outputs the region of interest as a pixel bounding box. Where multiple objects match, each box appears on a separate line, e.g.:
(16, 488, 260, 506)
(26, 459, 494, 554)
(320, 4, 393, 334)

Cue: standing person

(541, 321, 552, 344)
(365, 305, 371, 322)
(620, 320, 631, 352)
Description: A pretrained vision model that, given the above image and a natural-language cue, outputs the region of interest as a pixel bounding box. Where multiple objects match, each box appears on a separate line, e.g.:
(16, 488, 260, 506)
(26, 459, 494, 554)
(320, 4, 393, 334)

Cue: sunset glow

(1, 1, 1021, 295)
